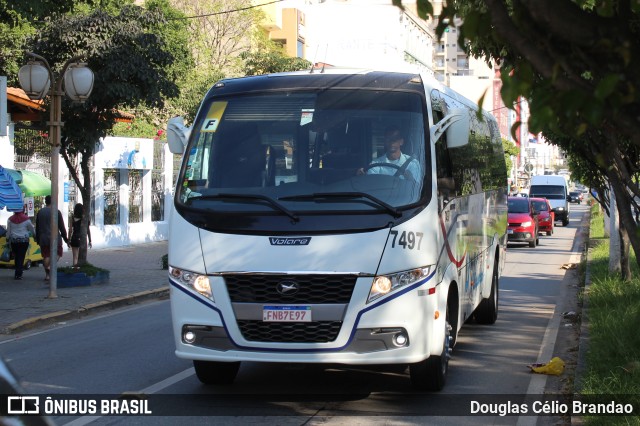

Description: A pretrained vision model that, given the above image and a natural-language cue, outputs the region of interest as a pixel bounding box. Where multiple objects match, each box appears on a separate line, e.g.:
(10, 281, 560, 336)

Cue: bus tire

(193, 360, 240, 385)
(409, 306, 451, 391)
(24, 260, 32, 270)
(475, 261, 499, 324)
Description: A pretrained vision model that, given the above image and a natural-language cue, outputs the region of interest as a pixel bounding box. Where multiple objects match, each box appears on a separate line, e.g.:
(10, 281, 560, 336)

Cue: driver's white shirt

(367, 152, 420, 180)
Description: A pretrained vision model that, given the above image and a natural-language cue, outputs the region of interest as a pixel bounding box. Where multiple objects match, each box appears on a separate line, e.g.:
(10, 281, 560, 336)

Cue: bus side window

(431, 91, 456, 201)
(435, 137, 456, 200)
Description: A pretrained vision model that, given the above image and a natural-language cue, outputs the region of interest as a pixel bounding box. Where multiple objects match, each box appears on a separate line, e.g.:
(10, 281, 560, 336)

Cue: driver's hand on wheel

(356, 168, 366, 176)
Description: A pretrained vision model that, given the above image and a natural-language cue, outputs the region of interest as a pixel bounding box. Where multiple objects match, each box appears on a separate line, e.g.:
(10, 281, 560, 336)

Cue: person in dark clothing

(70, 203, 92, 267)
(6, 207, 36, 280)
(35, 195, 70, 281)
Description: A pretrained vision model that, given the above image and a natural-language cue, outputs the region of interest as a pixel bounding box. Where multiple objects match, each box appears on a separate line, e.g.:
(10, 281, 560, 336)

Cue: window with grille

(152, 141, 165, 221)
(104, 169, 120, 225)
(129, 170, 143, 223)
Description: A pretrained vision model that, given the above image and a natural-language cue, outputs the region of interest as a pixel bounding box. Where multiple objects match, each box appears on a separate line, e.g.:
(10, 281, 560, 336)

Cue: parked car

(569, 191, 582, 204)
(508, 196, 540, 247)
(530, 197, 555, 236)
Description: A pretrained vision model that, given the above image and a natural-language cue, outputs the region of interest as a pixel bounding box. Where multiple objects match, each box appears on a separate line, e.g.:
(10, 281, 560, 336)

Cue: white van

(166, 69, 508, 391)
(529, 175, 570, 226)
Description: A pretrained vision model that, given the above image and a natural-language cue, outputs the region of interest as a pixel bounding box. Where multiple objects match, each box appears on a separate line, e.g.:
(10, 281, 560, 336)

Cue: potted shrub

(57, 263, 110, 287)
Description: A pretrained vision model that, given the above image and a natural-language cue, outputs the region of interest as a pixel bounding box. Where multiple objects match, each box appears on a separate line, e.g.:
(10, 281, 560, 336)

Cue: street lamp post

(18, 53, 94, 298)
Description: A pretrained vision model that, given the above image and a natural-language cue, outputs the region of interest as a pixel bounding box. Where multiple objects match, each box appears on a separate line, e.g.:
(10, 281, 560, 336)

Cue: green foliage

(112, 120, 161, 139)
(582, 233, 640, 423)
(502, 138, 518, 176)
(169, 68, 225, 124)
(241, 50, 312, 76)
(145, 0, 193, 86)
(172, 0, 263, 76)
(412, 0, 640, 147)
(27, 5, 183, 156)
(58, 262, 108, 276)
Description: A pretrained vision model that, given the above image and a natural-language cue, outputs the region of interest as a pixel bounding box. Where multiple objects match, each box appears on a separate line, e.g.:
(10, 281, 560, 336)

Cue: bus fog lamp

(184, 331, 196, 343)
(393, 332, 408, 347)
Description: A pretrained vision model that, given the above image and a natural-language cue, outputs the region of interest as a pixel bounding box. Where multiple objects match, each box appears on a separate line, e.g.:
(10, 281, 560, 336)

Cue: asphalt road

(0, 204, 588, 425)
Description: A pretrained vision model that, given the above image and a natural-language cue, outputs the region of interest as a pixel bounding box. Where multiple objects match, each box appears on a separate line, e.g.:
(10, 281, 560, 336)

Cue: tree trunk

(620, 224, 631, 282)
(608, 183, 621, 273)
(607, 169, 640, 274)
(62, 149, 93, 266)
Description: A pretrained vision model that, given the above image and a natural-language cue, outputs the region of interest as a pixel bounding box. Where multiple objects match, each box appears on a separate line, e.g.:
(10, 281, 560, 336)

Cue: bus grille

(237, 320, 342, 343)
(224, 274, 357, 304)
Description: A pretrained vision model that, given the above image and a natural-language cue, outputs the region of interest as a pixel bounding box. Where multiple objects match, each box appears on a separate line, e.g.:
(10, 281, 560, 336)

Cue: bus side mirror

(167, 116, 191, 154)
(429, 108, 470, 148)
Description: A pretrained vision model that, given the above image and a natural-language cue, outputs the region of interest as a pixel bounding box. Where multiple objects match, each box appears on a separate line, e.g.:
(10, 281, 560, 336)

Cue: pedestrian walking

(70, 203, 92, 268)
(35, 195, 70, 281)
(6, 207, 36, 280)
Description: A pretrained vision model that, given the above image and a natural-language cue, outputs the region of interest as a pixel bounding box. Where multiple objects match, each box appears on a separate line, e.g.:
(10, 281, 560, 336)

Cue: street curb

(2, 287, 169, 335)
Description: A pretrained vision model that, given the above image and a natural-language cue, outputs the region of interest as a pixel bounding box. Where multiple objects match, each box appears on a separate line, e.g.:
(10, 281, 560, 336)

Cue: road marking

(517, 208, 586, 426)
(61, 368, 195, 426)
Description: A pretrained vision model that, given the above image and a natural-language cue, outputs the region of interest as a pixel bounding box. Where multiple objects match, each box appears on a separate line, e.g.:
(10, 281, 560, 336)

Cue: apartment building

(257, 0, 434, 74)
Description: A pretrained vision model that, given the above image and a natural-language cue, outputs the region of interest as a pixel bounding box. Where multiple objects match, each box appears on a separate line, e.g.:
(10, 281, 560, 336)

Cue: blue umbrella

(0, 165, 24, 211)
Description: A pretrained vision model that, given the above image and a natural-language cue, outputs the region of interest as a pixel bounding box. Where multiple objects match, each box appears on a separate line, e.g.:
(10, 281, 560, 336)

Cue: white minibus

(166, 69, 508, 391)
(529, 174, 571, 226)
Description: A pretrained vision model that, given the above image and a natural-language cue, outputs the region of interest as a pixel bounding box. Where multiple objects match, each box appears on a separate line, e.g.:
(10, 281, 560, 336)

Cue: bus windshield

(176, 90, 428, 215)
(529, 185, 566, 200)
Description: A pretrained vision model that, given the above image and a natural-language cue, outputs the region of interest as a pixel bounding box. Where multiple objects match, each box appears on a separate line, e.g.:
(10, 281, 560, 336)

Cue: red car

(530, 197, 555, 236)
(507, 196, 540, 247)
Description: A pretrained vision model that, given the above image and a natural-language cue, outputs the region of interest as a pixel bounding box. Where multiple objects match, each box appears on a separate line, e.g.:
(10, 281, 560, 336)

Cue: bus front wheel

(409, 306, 451, 391)
(193, 360, 240, 385)
(474, 260, 499, 324)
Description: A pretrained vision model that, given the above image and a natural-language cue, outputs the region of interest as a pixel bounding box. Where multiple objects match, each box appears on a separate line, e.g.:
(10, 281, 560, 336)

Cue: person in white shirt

(358, 126, 420, 181)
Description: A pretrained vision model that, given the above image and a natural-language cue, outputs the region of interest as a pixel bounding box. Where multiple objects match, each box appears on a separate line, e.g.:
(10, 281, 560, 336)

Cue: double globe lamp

(18, 53, 94, 298)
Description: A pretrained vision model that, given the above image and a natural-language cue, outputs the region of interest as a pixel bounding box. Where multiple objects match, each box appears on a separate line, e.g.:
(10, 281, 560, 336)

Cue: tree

(0, 0, 90, 82)
(502, 137, 518, 183)
(26, 4, 189, 265)
(241, 50, 311, 76)
(404, 0, 640, 274)
(171, 0, 264, 76)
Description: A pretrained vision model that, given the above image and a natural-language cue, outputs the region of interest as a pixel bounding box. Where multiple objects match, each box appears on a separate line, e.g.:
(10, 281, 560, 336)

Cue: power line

(169, 0, 285, 21)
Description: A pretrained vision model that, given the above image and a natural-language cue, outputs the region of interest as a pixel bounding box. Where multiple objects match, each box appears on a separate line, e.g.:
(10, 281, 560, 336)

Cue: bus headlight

(367, 266, 432, 303)
(169, 266, 213, 300)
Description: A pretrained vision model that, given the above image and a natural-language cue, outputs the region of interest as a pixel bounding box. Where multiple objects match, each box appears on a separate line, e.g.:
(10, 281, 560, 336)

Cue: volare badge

(269, 237, 311, 246)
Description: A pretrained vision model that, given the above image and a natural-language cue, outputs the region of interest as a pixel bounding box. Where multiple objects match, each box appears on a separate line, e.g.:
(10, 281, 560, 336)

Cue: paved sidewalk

(0, 241, 169, 335)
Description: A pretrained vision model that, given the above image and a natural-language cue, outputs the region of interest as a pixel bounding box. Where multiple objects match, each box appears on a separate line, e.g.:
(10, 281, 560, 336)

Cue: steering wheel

(364, 159, 416, 182)
(364, 162, 403, 173)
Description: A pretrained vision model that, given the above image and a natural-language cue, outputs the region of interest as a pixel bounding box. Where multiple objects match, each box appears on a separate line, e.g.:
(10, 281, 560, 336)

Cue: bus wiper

(190, 193, 299, 222)
(280, 192, 402, 218)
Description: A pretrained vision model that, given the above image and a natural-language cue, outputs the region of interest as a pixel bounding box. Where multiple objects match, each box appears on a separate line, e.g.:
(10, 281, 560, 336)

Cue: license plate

(263, 306, 312, 322)
(507, 229, 514, 234)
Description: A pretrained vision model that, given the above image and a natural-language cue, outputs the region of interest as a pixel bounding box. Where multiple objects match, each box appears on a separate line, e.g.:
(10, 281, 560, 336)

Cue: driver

(357, 126, 420, 181)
